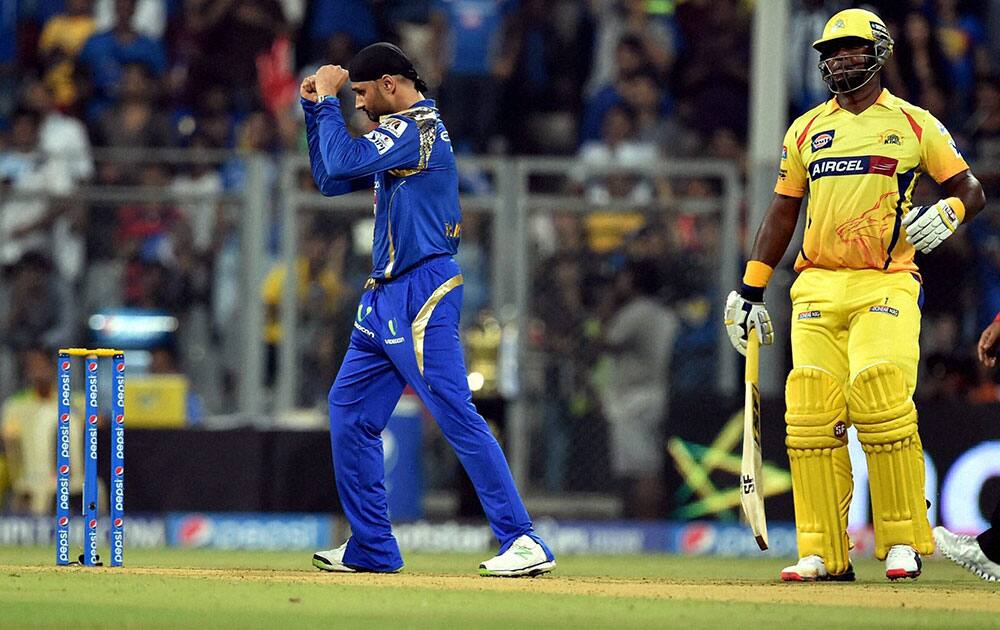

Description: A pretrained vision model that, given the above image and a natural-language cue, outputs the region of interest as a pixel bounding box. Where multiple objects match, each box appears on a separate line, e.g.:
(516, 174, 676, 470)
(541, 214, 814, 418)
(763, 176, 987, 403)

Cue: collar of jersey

(825, 88, 893, 115)
(380, 99, 438, 123)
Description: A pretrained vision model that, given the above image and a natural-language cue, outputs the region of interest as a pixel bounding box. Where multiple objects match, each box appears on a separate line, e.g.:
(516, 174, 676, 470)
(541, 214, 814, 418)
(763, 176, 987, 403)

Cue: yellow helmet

(812, 9, 893, 94)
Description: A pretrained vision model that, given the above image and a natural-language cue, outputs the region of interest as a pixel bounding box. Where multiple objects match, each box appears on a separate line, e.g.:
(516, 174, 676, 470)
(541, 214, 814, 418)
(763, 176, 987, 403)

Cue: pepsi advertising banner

(166, 514, 331, 550)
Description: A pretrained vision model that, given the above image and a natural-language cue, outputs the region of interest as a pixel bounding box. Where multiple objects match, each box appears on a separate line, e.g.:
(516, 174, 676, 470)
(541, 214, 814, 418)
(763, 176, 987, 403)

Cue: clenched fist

(315, 65, 351, 99)
(300, 75, 317, 102)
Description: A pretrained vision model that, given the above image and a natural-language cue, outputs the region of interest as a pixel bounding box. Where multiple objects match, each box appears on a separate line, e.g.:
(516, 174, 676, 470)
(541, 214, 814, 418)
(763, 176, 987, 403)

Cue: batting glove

(724, 288, 774, 356)
(902, 199, 962, 254)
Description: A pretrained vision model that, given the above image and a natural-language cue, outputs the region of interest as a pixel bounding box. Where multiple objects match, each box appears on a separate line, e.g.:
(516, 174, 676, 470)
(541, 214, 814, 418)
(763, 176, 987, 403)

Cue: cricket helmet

(812, 8, 894, 94)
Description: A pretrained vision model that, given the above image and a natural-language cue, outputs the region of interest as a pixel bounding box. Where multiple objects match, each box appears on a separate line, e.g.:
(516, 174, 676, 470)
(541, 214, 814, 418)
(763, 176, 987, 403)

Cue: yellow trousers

(787, 268, 933, 565)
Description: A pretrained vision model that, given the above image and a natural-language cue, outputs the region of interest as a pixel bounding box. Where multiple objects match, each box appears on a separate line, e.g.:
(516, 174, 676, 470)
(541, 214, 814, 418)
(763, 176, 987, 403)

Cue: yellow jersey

(776, 89, 968, 274)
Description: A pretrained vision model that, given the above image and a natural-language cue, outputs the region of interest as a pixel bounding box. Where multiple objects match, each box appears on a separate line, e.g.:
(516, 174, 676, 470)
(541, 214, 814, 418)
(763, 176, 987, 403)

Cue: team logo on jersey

(781, 145, 788, 160)
(869, 305, 899, 317)
(881, 129, 902, 145)
(809, 155, 898, 180)
(381, 117, 408, 138)
(811, 130, 836, 152)
(364, 130, 394, 155)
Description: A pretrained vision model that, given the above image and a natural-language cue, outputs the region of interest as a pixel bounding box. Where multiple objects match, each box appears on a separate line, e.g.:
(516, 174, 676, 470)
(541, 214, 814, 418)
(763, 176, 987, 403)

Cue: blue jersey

(302, 97, 462, 280)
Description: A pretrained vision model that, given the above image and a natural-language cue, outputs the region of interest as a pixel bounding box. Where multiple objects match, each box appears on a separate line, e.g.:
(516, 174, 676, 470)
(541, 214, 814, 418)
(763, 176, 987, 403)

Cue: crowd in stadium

(1, 0, 999, 429)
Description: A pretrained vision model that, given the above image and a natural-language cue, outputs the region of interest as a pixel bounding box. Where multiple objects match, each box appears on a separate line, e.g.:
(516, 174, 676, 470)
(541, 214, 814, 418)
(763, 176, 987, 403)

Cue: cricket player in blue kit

(301, 43, 555, 577)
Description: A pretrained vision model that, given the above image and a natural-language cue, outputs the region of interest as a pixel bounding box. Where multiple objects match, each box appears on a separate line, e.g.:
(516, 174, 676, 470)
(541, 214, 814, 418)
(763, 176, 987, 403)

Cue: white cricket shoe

(312, 541, 356, 573)
(479, 535, 555, 577)
(780, 555, 855, 582)
(934, 526, 1000, 582)
(885, 544, 921, 580)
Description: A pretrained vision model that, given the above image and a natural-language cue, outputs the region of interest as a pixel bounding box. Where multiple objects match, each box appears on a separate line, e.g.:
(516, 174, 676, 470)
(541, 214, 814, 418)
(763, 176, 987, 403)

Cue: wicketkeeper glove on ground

(902, 197, 964, 254)
(724, 287, 774, 357)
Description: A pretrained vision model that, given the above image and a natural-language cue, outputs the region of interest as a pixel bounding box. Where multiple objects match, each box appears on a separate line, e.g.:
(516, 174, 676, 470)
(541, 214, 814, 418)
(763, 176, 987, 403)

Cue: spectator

(788, 0, 846, 115)
(888, 11, 952, 118)
(94, 62, 173, 148)
(673, 0, 751, 139)
(584, 0, 676, 98)
(596, 259, 677, 519)
(1, 347, 84, 515)
(0, 109, 76, 270)
(300, 0, 378, 68)
(495, 0, 585, 153)
(94, 0, 167, 39)
(116, 164, 184, 305)
(430, 0, 516, 153)
(580, 35, 649, 144)
(77, 0, 167, 121)
(183, 0, 285, 112)
(936, 0, 990, 117)
(38, 0, 97, 110)
(531, 252, 594, 491)
(619, 70, 673, 145)
(574, 103, 657, 207)
(261, 228, 351, 391)
(1, 253, 75, 351)
(22, 79, 94, 184)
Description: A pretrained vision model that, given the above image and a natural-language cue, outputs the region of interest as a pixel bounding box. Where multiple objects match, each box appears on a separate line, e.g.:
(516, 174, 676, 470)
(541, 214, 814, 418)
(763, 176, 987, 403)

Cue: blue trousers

(328, 256, 545, 571)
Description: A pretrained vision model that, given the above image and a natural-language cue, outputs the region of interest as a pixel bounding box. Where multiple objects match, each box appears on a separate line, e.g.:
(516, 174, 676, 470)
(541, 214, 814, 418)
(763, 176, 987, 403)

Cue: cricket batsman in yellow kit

(724, 8, 986, 581)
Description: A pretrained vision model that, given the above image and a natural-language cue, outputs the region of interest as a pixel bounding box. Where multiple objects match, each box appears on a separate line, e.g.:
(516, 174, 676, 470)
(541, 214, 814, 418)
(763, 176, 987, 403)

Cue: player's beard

(819, 54, 880, 94)
(363, 107, 379, 122)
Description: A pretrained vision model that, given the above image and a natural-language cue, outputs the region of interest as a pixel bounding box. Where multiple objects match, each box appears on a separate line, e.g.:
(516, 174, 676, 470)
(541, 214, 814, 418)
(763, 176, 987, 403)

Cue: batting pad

(849, 362, 934, 558)
(785, 367, 853, 575)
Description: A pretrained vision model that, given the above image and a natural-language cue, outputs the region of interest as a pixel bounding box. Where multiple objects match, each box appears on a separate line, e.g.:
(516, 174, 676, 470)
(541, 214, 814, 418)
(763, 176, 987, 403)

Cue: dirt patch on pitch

(7, 565, 998, 613)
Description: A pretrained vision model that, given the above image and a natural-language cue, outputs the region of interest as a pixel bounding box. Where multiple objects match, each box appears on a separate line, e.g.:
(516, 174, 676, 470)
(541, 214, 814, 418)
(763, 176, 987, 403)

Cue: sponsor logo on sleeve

(781, 145, 788, 160)
(869, 305, 899, 317)
(797, 310, 822, 320)
(380, 117, 408, 138)
(811, 130, 836, 152)
(364, 130, 394, 155)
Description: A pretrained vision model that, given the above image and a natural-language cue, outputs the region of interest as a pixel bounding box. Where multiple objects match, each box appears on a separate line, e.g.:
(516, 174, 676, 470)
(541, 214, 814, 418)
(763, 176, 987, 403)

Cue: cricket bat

(740, 327, 769, 550)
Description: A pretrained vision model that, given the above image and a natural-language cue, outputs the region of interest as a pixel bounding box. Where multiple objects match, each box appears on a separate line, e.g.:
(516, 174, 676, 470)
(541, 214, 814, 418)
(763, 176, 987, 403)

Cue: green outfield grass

(1, 547, 998, 629)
